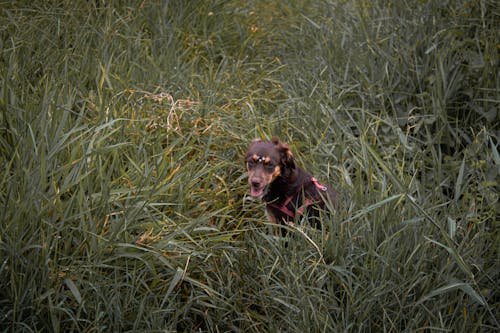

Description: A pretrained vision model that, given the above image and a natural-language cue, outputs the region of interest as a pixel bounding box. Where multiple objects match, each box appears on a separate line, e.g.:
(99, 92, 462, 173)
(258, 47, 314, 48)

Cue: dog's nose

(251, 180, 261, 188)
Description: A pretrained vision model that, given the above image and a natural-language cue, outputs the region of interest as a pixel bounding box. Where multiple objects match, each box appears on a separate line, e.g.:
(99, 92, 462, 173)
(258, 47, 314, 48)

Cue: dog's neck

(263, 165, 309, 204)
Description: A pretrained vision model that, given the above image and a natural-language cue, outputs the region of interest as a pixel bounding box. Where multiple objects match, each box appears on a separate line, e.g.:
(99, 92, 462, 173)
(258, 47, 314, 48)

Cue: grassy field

(1, 0, 499, 332)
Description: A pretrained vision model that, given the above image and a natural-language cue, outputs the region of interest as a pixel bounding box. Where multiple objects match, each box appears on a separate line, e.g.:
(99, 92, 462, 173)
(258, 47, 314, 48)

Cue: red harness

(267, 177, 328, 219)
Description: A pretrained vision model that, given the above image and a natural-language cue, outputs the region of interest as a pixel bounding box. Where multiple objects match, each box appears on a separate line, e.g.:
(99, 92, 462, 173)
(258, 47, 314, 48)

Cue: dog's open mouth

(250, 185, 267, 198)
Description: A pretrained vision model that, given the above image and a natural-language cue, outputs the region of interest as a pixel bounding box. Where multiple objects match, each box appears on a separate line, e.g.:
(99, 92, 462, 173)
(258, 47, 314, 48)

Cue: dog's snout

(251, 180, 261, 188)
(248, 176, 266, 198)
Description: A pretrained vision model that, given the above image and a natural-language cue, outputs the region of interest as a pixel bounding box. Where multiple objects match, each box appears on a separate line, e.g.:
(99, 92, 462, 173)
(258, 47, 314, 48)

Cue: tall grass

(1, 0, 498, 332)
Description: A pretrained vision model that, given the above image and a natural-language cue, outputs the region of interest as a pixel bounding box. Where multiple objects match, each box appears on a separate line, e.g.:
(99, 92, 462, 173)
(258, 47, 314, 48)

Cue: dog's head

(245, 137, 296, 198)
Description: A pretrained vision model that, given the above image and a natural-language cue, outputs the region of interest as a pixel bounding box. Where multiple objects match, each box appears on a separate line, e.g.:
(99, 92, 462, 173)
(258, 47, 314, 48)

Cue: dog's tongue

(250, 187, 264, 198)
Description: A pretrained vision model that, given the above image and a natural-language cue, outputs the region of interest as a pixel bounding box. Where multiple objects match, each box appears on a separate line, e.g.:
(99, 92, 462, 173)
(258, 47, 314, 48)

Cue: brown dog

(245, 137, 337, 228)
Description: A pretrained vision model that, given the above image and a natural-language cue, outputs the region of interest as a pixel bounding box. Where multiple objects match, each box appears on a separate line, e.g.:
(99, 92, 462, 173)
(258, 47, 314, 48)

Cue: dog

(245, 137, 337, 229)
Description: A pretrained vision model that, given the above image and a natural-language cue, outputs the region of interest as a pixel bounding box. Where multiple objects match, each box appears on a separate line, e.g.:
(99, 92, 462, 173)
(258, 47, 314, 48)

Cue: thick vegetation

(1, 0, 498, 332)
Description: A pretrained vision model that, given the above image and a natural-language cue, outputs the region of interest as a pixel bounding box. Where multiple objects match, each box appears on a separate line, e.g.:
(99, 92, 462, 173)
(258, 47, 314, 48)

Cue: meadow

(0, 0, 498, 332)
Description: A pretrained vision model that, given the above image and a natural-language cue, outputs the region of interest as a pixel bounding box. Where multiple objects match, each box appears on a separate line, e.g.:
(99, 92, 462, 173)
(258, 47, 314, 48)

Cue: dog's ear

(274, 139, 296, 172)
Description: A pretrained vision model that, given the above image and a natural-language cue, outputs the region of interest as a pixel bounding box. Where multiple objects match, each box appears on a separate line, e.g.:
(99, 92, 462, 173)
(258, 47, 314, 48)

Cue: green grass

(1, 0, 498, 331)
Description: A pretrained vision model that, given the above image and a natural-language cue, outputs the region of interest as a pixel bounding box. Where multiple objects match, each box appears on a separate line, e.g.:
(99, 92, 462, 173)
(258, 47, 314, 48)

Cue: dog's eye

(247, 160, 257, 168)
(264, 162, 275, 170)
